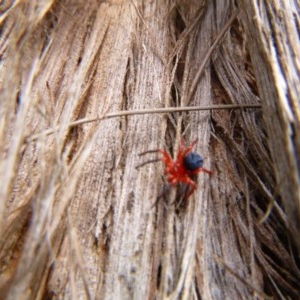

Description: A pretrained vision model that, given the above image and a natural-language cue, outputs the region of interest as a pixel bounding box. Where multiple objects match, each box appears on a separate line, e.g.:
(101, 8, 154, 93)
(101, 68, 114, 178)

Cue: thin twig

(25, 103, 261, 143)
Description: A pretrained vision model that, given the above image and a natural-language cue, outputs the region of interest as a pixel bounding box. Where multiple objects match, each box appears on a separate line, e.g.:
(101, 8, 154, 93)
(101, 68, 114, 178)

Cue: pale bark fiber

(0, 1, 299, 300)
(238, 0, 300, 250)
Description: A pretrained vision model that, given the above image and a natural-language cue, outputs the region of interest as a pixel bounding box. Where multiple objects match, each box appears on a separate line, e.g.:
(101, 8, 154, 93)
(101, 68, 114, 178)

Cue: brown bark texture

(0, 0, 299, 299)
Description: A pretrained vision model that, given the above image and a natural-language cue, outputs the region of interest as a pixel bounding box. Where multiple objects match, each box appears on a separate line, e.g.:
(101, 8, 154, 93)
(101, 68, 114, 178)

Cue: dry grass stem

(26, 103, 261, 143)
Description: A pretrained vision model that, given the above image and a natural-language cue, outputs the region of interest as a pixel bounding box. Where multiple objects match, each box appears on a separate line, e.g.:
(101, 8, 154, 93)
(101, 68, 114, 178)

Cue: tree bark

(0, 0, 299, 299)
(238, 0, 300, 250)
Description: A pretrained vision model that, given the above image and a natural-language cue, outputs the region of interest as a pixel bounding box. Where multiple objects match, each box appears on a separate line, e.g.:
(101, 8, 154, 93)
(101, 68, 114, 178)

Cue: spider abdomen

(183, 152, 204, 171)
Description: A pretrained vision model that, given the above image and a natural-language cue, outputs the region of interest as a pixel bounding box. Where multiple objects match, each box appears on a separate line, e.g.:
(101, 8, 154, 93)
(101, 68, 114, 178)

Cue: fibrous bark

(0, 1, 299, 299)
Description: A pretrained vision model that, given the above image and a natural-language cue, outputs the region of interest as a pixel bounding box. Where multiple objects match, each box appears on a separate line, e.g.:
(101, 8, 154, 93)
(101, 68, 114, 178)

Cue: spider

(137, 139, 212, 199)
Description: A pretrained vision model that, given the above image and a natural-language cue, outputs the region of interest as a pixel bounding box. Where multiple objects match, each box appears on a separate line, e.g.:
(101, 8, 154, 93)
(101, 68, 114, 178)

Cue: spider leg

(182, 176, 197, 199)
(176, 139, 186, 162)
(185, 182, 197, 199)
(190, 167, 212, 175)
(136, 148, 169, 169)
(200, 167, 212, 174)
(138, 149, 160, 156)
(136, 149, 174, 171)
(158, 149, 173, 165)
(182, 138, 198, 157)
(172, 183, 189, 207)
(135, 158, 161, 169)
(151, 183, 171, 208)
(176, 138, 198, 162)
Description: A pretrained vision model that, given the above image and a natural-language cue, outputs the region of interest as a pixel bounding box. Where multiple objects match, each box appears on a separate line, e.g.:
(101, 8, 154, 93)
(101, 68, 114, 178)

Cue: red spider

(138, 139, 212, 199)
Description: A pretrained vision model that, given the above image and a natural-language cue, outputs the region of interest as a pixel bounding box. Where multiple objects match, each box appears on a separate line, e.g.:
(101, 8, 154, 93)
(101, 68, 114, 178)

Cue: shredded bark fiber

(0, 1, 299, 299)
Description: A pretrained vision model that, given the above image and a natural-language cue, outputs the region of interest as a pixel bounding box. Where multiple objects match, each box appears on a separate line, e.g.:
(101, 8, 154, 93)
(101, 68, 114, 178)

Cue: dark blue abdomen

(183, 152, 204, 171)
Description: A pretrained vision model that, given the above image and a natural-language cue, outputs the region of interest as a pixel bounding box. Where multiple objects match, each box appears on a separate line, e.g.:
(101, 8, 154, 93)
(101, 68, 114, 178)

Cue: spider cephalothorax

(138, 139, 212, 198)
